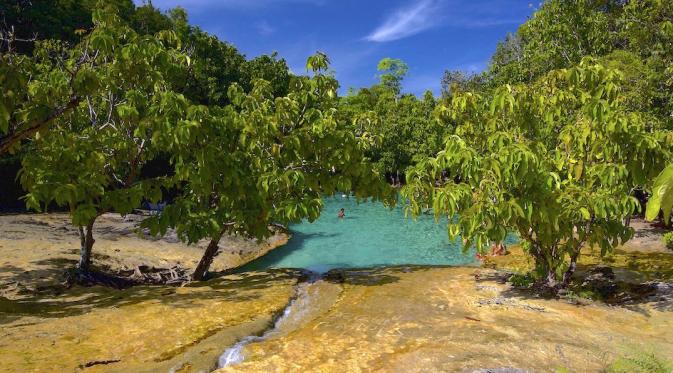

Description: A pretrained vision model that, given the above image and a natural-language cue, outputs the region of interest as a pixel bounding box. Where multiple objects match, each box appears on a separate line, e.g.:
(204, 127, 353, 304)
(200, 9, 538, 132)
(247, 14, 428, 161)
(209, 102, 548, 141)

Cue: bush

(508, 273, 535, 288)
(605, 350, 673, 373)
(663, 232, 673, 250)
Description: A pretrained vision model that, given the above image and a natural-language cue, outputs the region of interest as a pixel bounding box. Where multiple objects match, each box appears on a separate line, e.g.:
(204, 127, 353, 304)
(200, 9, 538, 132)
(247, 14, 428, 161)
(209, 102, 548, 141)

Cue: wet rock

(581, 266, 619, 298)
(476, 296, 546, 312)
(589, 265, 615, 280)
(323, 269, 346, 283)
(626, 281, 673, 310)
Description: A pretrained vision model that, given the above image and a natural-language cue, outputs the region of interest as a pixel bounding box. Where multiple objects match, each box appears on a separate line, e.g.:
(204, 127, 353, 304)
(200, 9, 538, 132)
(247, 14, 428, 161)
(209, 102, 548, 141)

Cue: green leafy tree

(0, 39, 83, 154)
(341, 59, 444, 182)
(19, 4, 190, 273)
(0, 0, 179, 155)
(619, 0, 673, 128)
(166, 8, 247, 106)
(441, 70, 486, 98)
(144, 53, 394, 281)
(402, 59, 668, 289)
(489, 0, 618, 86)
(241, 52, 291, 98)
(377, 57, 408, 95)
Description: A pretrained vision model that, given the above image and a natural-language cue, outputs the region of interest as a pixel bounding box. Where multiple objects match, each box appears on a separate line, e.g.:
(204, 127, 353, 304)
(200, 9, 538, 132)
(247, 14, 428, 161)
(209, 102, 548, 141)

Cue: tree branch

(0, 96, 81, 154)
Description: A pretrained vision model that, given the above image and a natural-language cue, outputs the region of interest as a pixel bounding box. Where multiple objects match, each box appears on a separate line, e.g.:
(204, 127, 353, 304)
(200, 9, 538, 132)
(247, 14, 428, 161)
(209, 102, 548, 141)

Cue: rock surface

(215, 267, 673, 372)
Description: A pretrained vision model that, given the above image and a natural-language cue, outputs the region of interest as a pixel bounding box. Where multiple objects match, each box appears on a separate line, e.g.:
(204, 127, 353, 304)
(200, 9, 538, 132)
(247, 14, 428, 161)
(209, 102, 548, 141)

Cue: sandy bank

(0, 213, 288, 299)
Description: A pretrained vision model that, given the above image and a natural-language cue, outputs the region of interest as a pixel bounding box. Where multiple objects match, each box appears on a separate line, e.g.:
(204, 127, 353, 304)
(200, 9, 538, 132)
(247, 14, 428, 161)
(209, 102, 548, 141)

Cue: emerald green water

(243, 197, 516, 273)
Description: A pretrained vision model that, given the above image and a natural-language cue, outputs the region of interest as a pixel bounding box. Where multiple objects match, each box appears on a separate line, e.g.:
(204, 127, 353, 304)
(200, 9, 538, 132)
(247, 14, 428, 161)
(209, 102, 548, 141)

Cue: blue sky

(138, 0, 536, 95)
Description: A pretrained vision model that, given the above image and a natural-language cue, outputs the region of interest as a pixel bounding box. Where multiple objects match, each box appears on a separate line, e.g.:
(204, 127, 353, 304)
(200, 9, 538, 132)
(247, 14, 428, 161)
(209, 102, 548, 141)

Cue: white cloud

(255, 21, 275, 36)
(365, 0, 442, 43)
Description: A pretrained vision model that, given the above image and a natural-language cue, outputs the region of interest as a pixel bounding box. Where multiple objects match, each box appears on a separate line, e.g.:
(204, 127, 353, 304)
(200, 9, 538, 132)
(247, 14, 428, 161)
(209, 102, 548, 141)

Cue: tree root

(63, 265, 190, 289)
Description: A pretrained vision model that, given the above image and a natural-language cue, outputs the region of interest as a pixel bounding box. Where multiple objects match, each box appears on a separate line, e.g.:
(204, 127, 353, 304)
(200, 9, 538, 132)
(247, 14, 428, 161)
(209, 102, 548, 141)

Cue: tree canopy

(2, 0, 673, 289)
(403, 59, 669, 288)
(143, 53, 394, 280)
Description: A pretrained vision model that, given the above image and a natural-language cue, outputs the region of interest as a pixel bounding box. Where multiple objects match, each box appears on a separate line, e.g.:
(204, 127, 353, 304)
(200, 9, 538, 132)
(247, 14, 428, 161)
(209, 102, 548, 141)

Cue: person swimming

(338, 208, 345, 218)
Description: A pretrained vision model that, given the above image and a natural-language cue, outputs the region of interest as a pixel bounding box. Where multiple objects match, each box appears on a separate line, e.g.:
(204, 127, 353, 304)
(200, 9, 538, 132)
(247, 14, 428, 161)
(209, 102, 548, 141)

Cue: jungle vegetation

(1, 0, 672, 288)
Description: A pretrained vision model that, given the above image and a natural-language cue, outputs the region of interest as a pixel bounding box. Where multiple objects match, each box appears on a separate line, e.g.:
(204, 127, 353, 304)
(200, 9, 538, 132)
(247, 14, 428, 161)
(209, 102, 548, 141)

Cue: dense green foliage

(144, 54, 393, 279)
(487, 0, 673, 128)
(2, 0, 673, 287)
(1, 2, 391, 277)
(341, 59, 443, 181)
(605, 350, 673, 373)
(402, 60, 668, 287)
(17, 3, 189, 271)
(662, 232, 673, 250)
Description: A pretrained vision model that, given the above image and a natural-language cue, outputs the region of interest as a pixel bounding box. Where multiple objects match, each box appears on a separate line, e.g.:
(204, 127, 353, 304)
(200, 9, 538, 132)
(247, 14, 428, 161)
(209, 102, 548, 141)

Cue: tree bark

(78, 220, 96, 273)
(562, 250, 581, 287)
(192, 233, 223, 281)
(544, 268, 558, 289)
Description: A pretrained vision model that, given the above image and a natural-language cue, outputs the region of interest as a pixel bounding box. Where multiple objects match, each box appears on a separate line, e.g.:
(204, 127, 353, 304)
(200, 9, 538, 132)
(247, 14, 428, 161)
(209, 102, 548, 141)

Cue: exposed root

(64, 265, 190, 289)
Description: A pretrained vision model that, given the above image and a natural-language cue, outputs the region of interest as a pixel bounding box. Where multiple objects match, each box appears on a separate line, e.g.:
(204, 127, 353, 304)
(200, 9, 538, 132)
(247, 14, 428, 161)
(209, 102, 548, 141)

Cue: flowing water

(241, 197, 517, 273)
(218, 276, 342, 368)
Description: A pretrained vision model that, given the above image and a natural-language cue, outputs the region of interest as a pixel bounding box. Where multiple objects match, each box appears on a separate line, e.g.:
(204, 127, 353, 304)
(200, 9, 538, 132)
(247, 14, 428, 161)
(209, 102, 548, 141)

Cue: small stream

(218, 273, 337, 368)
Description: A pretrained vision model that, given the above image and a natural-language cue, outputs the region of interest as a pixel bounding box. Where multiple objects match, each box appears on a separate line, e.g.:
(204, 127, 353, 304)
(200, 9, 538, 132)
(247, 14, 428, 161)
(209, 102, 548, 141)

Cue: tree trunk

(78, 220, 96, 273)
(562, 250, 580, 287)
(544, 268, 557, 289)
(192, 234, 223, 281)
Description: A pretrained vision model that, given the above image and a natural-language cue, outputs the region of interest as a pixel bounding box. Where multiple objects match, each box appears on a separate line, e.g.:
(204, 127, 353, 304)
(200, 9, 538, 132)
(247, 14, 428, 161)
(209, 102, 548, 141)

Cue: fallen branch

(80, 359, 121, 368)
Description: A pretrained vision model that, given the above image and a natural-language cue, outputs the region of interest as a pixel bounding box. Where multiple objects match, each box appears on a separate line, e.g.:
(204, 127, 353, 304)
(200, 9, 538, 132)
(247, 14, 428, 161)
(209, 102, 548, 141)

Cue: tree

(0, 0, 179, 155)
(402, 59, 668, 289)
(488, 0, 618, 86)
(144, 53, 394, 281)
(166, 8, 247, 106)
(0, 39, 82, 154)
(441, 70, 486, 98)
(619, 0, 673, 129)
(376, 58, 408, 95)
(341, 58, 445, 183)
(241, 52, 291, 98)
(19, 4, 190, 274)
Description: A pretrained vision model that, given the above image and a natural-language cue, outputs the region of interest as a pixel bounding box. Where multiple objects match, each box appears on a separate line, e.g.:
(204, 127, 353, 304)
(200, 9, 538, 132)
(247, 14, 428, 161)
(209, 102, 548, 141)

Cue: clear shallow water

(242, 197, 516, 273)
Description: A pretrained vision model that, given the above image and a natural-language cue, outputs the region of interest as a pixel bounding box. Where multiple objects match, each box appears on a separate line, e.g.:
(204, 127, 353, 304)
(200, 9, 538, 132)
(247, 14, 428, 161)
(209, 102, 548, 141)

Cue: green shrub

(663, 232, 673, 250)
(508, 273, 535, 288)
(605, 350, 673, 373)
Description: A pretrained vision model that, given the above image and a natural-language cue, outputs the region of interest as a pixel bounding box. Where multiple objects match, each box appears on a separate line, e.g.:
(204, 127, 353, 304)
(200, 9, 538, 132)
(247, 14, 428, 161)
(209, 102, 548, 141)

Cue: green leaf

(647, 164, 673, 223)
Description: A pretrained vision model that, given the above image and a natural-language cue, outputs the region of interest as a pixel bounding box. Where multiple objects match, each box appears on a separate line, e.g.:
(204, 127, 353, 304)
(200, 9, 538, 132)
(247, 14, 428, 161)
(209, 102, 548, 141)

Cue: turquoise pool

(241, 197, 519, 273)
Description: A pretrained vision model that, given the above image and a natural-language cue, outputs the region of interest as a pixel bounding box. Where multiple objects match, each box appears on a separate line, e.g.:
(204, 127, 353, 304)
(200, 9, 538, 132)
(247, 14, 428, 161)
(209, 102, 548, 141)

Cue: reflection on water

(242, 197, 517, 273)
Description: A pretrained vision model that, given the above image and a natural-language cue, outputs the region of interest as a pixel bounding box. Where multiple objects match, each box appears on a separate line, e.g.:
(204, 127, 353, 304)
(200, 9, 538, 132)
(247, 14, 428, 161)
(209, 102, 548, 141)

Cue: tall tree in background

(489, 0, 618, 86)
(341, 58, 444, 183)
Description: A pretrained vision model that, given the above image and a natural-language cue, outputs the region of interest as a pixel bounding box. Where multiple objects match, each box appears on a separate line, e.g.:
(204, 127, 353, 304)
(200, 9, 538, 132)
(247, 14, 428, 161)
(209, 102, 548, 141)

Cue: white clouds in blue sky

(366, 0, 442, 42)
(135, 0, 534, 96)
(365, 0, 523, 43)
(255, 20, 276, 36)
